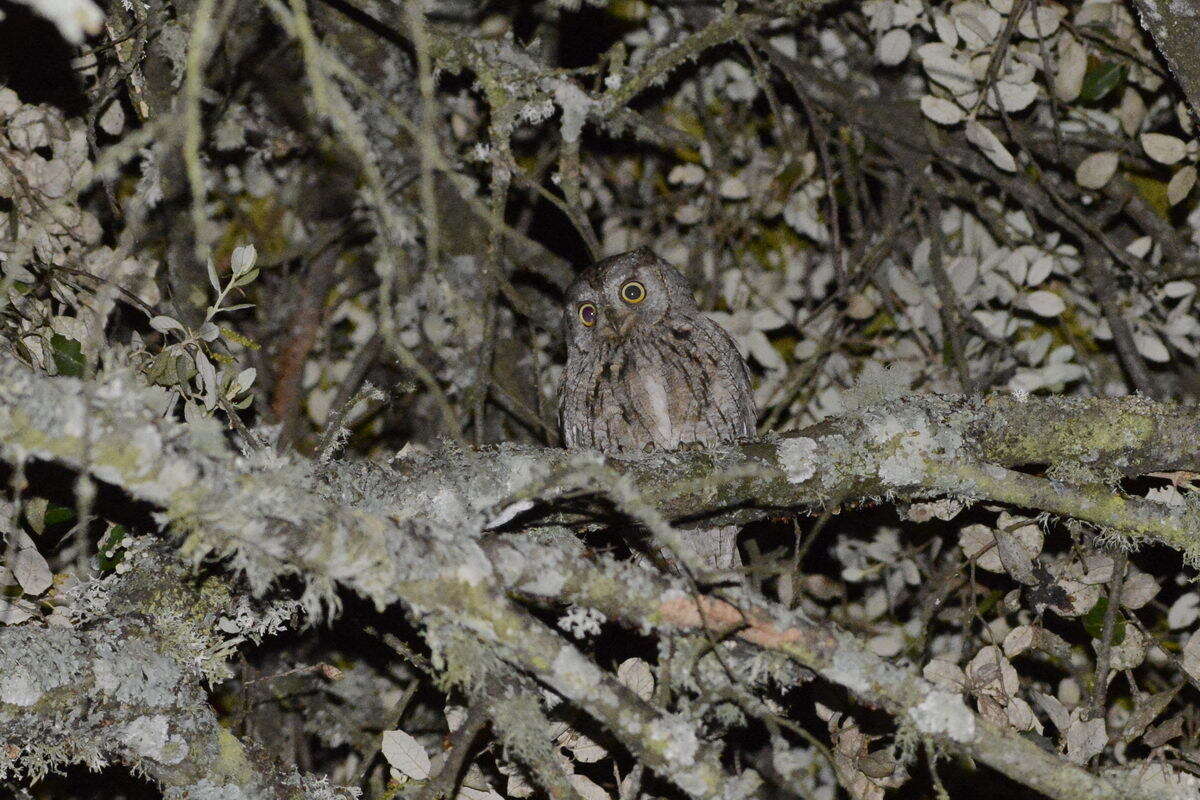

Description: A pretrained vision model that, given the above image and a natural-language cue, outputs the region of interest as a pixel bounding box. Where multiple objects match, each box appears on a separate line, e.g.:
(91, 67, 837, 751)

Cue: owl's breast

(560, 318, 754, 454)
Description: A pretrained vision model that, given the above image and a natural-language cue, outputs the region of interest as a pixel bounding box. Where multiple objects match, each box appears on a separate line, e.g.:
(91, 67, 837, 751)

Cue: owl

(559, 247, 756, 568)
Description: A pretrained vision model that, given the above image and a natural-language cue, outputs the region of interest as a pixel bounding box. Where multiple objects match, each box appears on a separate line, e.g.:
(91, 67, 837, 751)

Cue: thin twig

(354, 678, 422, 788)
(1090, 551, 1128, 720)
(415, 702, 489, 800)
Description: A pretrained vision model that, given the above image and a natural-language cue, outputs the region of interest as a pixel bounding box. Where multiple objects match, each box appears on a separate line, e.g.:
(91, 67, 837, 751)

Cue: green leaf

(206, 257, 220, 292)
(862, 310, 897, 338)
(50, 334, 84, 377)
(98, 524, 127, 572)
(1079, 60, 1127, 103)
(220, 326, 261, 350)
(42, 504, 75, 527)
(1083, 597, 1126, 645)
(231, 266, 260, 288)
(1128, 173, 1171, 219)
(146, 349, 196, 387)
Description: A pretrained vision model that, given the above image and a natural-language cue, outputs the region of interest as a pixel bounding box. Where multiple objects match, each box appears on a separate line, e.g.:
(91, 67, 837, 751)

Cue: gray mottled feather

(558, 248, 755, 569)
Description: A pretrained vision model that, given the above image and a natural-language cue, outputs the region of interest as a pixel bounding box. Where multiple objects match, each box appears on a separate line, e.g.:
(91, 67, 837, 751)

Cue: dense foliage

(4, 0, 1200, 797)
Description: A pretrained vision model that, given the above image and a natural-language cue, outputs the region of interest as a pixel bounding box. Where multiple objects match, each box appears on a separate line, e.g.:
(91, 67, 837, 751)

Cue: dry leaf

(918, 44, 976, 95)
(98, 100, 125, 136)
(568, 773, 611, 800)
(1133, 330, 1170, 363)
(1181, 631, 1200, 681)
(1025, 289, 1065, 317)
(1032, 690, 1070, 732)
(1142, 713, 1185, 748)
(1005, 697, 1042, 733)
(1003, 625, 1036, 657)
(9, 530, 52, 597)
(617, 658, 654, 701)
(1120, 570, 1159, 609)
(1119, 687, 1179, 745)
(1075, 151, 1119, 189)
(877, 28, 912, 66)
(0, 598, 36, 625)
(718, 176, 749, 200)
(1054, 37, 1086, 101)
(1141, 133, 1187, 165)
(1017, 5, 1064, 38)
(966, 119, 1017, 172)
(1168, 165, 1197, 206)
(1065, 715, 1106, 764)
(1115, 88, 1147, 137)
(381, 730, 431, 780)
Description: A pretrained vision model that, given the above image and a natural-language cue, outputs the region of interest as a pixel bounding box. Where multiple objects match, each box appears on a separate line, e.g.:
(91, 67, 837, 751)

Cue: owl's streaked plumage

(558, 247, 756, 568)
(559, 247, 755, 453)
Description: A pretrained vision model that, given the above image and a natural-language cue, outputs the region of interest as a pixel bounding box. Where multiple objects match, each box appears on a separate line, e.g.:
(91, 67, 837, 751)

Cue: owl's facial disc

(596, 277, 649, 341)
(565, 248, 679, 350)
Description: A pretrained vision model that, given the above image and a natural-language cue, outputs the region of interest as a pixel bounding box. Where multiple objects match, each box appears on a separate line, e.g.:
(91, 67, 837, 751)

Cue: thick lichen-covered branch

(1, 343, 1199, 796)
(488, 538, 1172, 800)
(2, 354, 1199, 573)
(0, 356, 737, 799)
(0, 547, 347, 800)
(410, 583, 747, 800)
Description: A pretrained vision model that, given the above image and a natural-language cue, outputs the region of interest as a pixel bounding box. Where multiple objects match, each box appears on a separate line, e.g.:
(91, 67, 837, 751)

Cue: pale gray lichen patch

(870, 406, 964, 487)
(829, 639, 912, 702)
(92, 636, 185, 707)
(844, 362, 917, 409)
(646, 714, 698, 766)
(618, 708, 644, 735)
(554, 80, 593, 142)
(910, 689, 977, 742)
(870, 417, 924, 485)
(777, 437, 819, 484)
(388, 443, 553, 534)
(0, 671, 40, 707)
(453, 552, 494, 586)
(163, 780, 250, 800)
(830, 645, 873, 696)
(129, 424, 164, 477)
(119, 714, 189, 764)
(0, 628, 88, 706)
(670, 765, 710, 799)
(487, 543, 529, 587)
(551, 644, 604, 696)
(519, 564, 567, 597)
(722, 766, 764, 799)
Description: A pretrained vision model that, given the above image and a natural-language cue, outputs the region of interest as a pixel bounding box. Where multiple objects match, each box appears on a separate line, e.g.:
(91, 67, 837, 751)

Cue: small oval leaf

(381, 729, 430, 780)
(1025, 289, 1065, 317)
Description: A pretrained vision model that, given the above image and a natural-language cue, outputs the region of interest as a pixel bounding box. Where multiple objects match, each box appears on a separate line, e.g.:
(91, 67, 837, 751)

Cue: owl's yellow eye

(578, 303, 597, 327)
(620, 280, 646, 304)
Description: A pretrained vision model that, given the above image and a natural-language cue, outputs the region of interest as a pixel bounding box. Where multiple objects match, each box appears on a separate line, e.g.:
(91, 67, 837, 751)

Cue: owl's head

(563, 247, 698, 353)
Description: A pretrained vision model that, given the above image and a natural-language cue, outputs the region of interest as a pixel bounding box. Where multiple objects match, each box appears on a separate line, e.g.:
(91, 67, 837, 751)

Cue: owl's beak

(599, 309, 640, 341)
(613, 310, 639, 339)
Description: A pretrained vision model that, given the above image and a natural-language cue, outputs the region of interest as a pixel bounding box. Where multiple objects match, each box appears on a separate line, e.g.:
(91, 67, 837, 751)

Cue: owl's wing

(692, 316, 757, 439)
